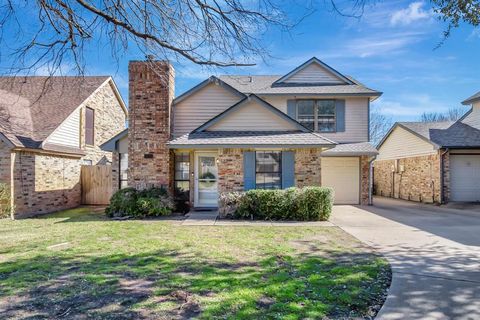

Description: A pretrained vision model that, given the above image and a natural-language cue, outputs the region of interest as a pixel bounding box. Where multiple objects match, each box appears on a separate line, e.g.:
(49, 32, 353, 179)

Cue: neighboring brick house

(0, 76, 127, 218)
(102, 58, 381, 208)
(375, 91, 480, 203)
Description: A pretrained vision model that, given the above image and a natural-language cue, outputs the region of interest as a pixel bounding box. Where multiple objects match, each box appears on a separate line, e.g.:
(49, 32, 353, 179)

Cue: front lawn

(0, 208, 390, 319)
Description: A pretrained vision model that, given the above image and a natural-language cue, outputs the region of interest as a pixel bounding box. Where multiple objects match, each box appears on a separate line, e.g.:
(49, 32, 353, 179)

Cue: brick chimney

(128, 60, 174, 191)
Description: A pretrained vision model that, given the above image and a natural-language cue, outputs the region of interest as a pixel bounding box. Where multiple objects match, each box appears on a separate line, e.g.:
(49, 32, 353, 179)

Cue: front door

(194, 152, 218, 207)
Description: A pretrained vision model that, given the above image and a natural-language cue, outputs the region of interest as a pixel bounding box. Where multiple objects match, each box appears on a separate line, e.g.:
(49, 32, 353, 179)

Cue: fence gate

(81, 165, 112, 205)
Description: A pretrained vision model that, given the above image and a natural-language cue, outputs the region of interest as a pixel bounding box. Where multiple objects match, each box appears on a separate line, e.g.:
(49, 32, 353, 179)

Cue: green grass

(0, 207, 390, 319)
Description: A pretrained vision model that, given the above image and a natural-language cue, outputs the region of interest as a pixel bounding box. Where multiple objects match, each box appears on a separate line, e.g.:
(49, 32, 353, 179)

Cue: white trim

(194, 151, 219, 208)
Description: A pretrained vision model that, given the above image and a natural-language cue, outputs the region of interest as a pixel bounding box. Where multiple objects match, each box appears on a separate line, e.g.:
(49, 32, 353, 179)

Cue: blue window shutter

(287, 100, 297, 119)
(281, 151, 295, 189)
(243, 151, 256, 190)
(335, 99, 346, 132)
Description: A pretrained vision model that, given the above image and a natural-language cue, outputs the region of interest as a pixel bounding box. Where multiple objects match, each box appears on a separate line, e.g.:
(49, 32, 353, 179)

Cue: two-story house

(375, 90, 480, 204)
(0, 76, 127, 218)
(102, 58, 381, 207)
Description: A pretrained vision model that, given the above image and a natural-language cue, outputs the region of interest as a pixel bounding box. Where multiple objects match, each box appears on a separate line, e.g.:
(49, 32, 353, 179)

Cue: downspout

(368, 156, 376, 205)
(440, 148, 449, 204)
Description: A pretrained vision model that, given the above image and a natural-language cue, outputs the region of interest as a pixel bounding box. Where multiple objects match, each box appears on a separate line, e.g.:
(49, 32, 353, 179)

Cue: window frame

(85, 107, 95, 146)
(174, 152, 191, 200)
(255, 150, 282, 190)
(119, 153, 128, 189)
(296, 99, 336, 133)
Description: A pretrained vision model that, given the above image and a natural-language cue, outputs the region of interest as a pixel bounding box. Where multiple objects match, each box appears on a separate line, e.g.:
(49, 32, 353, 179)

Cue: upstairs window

(296, 100, 336, 132)
(85, 107, 95, 145)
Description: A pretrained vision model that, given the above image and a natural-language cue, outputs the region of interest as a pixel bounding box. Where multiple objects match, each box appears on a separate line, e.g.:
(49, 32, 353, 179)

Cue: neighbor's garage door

(450, 155, 480, 202)
(322, 157, 360, 204)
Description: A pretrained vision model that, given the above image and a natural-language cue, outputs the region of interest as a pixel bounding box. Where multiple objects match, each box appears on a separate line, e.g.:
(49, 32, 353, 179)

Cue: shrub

(105, 187, 174, 218)
(0, 183, 13, 219)
(220, 187, 333, 221)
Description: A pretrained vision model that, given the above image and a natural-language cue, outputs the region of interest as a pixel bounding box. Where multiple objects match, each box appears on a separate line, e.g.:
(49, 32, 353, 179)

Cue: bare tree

(419, 106, 468, 122)
(370, 104, 393, 145)
(0, 0, 313, 75)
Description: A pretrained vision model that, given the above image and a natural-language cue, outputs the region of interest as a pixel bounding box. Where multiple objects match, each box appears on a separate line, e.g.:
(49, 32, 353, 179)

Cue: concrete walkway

(331, 197, 480, 320)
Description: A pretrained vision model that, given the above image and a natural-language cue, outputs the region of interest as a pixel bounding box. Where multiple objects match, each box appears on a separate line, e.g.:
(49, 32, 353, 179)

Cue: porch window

(255, 151, 282, 189)
(119, 153, 128, 189)
(174, 153, 190, 200)
(296, 100, 336, 132)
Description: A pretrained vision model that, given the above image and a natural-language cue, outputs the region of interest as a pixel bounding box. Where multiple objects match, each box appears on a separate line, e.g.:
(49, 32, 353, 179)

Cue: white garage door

(450, 155, 480, 202)
(322, 157, 360, 204)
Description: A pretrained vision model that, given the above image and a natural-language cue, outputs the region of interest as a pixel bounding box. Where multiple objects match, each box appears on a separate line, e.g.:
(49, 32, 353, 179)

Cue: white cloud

(468, 28, 480, 40)
(390, 2, 432, 26)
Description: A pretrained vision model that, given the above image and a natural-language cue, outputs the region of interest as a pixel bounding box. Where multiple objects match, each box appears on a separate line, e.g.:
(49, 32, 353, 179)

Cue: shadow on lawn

(0, 248, 390, 319)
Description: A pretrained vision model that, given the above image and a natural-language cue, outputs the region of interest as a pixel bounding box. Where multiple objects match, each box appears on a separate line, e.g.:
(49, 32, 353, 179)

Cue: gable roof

(218, 75, 381, 97)
(193, 94, 311, 133)
(273, 57, 354, 86)
(462, 90, 480, 105)
(0, 76, 124, 152)
(173, 76, 246, 104)
(378, 120, 480, 150)
(100, 128, 128, 152)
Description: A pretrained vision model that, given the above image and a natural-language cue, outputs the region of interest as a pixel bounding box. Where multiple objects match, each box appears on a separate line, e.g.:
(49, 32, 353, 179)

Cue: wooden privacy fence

(81, 165, 112, 205)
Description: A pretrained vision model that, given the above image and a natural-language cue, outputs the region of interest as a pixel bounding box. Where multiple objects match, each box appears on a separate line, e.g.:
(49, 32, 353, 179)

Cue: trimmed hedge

(105, 187, 174, 218)
(219, 187, 333, 221)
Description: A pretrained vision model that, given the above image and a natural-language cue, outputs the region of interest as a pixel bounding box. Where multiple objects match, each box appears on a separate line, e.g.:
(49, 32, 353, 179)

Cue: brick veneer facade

(295, 148, 322, 187)
(374, 152, 442, 204)
(1, 82, 126, 218)
(128, 61, 174, 192)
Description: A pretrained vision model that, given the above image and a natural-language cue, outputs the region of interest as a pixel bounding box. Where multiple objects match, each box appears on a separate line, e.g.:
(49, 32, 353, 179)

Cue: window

(255, 151, 282, 189)
(174, 153, 190, 200)
(85, 107, 95, 145)
(297, 100, 336, 132)
(119, 153, 128, 189)
(82, 159, 93, 166)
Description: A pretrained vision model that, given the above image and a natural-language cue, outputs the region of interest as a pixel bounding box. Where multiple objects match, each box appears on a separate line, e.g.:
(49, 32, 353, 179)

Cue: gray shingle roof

(0, 76, 110, 150)
(168, 131, 336, 148)
(462, 90, 480, 105)
(396, 121, 480, 148)
(321, 142, 378, 156)
(218, 75, 381, 96)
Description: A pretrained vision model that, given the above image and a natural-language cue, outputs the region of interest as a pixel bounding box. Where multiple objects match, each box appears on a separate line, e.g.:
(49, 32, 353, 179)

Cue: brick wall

(12, 151, 82, 218)
(217, 148, 244, 194)
(81, 82, 126, 165)
(295, 148, 322, 187)
(360, 156, 370, 205)
(128, 61, 174, 191)
(374, 152, 441, 203)
(441, 150, 450, 202)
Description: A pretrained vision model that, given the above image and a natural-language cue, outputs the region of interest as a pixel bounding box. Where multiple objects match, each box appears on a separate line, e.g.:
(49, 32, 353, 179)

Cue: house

(375, 91, 480, 203)
(0, 76, 127, 218)
(101, 58, 381, 208)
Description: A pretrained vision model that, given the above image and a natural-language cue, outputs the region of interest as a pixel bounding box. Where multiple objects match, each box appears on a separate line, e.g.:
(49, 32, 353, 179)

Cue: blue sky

(3, 0, 480, 121)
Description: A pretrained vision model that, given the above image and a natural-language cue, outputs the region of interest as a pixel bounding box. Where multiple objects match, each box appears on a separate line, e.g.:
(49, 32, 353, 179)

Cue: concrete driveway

(331, 197, 480, 320)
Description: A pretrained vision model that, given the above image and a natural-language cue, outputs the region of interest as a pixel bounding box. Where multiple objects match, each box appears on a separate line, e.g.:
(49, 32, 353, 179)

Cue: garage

(450, 154, 480, 202)
(322, 157, 360, 204)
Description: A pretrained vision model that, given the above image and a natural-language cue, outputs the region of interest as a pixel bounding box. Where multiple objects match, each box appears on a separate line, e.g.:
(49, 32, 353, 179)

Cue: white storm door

(194, 152, 219, 207)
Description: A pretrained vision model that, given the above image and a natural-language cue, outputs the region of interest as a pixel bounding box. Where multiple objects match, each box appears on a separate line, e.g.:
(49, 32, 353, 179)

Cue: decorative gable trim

(272, 57, 354, 86)
(173, 76, 246, 104)
(193, 94, 310, 133)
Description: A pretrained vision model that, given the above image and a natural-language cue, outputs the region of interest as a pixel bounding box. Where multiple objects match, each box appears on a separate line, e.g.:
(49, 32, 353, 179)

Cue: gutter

(440, 148, 449, 204)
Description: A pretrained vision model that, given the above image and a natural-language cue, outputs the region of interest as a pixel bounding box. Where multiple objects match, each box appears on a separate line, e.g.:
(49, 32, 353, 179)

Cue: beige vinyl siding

(45, 108, 80, 147)
(282, 63, 344, 84)
(377, 126, 437, 160)
(173, 83, 242, 137)
(261, 96, 369, 143)
(207, 100, 297, 131)
(461, 103, 480, 130)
